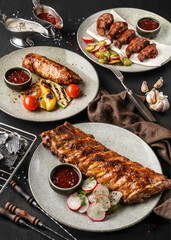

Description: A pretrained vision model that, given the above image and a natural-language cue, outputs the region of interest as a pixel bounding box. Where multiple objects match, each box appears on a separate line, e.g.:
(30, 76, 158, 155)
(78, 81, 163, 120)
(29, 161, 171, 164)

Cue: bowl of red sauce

(4, 67, 32, 92)
(136, 17, 161, 38)
(49, 163, 82, 194)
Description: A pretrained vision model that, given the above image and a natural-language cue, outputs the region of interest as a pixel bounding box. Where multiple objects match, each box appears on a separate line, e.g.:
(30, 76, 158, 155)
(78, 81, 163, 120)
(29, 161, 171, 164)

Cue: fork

(108, 65, 156, 122)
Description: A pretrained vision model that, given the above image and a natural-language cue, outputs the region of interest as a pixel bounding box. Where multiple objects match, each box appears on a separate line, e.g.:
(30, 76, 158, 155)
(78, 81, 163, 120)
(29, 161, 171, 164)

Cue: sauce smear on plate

(52, 165, 79, 188)
(138, 18, 159, 31)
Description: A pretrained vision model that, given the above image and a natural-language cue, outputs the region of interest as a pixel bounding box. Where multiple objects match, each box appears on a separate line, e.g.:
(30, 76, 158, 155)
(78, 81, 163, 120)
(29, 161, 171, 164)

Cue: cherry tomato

(23, 96, 38, 111)
(66, 84, 80, 98)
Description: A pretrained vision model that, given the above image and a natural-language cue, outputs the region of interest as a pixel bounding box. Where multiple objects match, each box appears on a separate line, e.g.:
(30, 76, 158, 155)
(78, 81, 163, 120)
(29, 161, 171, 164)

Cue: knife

(108, 66, 156, 122)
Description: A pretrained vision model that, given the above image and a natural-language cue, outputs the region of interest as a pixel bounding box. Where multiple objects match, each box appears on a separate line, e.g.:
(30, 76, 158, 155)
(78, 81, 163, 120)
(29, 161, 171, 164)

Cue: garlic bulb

(154, 77, 163, 89)
(146, 88, 159, 104)
(141, 81, 149, 93)
(149, 92, 170, 112)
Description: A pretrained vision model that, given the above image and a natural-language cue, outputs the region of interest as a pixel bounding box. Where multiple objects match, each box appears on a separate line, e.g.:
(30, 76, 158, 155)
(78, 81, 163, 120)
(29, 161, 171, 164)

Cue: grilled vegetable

(46, 80, 71, 108)
(37, 79, 56, 111)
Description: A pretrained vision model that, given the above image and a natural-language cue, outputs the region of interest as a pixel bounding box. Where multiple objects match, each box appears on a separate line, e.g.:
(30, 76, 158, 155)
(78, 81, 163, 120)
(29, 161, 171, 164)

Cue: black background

(0, 0, 170, 239)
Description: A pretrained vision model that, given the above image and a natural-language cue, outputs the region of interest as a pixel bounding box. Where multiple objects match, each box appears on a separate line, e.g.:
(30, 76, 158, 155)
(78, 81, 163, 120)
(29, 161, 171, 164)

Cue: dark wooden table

(0, 0, 170, 239)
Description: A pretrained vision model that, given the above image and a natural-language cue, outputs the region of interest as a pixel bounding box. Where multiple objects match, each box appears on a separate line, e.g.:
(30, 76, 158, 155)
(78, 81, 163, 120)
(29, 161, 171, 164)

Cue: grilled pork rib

(40, 122, 171, 204)
(22, 53, 82, 85)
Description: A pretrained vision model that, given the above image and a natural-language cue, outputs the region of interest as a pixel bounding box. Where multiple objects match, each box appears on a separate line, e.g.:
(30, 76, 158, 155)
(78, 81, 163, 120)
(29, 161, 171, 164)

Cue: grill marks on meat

(96, 13, 114, 36)
(138, 44, 158, 62)
(22, 53, 82, 85)
(40, 122, 171, 204)
(126, 37, 150, 58)
(107, 21, 128, 40)
(116, 29, 136, 49)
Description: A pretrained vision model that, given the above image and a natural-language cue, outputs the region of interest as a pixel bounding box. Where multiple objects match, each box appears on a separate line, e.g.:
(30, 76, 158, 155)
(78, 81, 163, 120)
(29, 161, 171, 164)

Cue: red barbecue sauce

(37, 13, 57, 25)
(7, 69, 30, 84)
(138, 18, 159, 31)
(52, 166, 79, 189)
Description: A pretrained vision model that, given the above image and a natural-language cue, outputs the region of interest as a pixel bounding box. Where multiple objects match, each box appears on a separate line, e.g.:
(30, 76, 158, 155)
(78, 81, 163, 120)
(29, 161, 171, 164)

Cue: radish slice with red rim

(94, 194, 111, 211)
(89, 45, 100, 52)
(93, 184, 109, 198)
(78, 196, 89, 213)
(87, 202, 106, 222)
(87, 193, 95, 203)
(110, 56, 120, 61)
(67, 192, 82, 211)
(104, 39, 112, 45)
(99, 46, 108, 53)
(82, 36, 95, 43)
(109, 191, 122, 206)
(82, 178, 97, 192)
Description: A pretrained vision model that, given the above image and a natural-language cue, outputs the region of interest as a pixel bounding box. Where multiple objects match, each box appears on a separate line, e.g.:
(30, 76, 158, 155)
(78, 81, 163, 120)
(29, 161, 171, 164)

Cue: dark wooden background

(0, 0, 170, 239)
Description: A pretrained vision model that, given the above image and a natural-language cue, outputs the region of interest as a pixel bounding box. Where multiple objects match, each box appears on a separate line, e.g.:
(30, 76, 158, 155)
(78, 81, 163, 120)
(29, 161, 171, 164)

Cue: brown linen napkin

(88, 89, 171, 219)
(88, 89, 171, 164)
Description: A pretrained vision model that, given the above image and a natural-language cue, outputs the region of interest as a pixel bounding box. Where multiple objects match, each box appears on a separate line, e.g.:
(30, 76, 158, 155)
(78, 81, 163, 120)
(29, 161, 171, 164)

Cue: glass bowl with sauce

(4, 67, 32, 92)
(136, 17, 161, 38)
(49, 163, 82, 194)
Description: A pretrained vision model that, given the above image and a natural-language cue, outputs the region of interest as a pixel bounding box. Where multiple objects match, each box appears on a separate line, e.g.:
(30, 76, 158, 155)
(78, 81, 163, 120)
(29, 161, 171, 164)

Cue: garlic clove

(146, 88, 159, 104)
(141, 81, 149, 93)
(148, 92, 170, 112)
(154, 77, 163, 89)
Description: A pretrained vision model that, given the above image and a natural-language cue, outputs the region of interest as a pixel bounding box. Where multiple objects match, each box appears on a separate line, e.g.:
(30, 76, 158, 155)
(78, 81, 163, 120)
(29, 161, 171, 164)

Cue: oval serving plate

(28, 122, 162, 232)
(0, 46, 99, 122)
(77, 8, 171, 72)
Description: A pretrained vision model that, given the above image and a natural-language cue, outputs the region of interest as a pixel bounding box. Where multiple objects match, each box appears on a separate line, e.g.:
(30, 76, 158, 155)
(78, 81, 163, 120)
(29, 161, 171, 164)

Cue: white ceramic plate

(77, 8, 171, 72)
(0, 46, 99, 122)
(28, 122, 162, 232)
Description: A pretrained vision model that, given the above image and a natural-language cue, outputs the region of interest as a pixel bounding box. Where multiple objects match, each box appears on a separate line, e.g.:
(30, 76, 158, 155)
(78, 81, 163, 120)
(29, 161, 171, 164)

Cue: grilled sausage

(107, 21, 128, 40)
(22, 53, 82, 85)
(96, 13, 114, 36)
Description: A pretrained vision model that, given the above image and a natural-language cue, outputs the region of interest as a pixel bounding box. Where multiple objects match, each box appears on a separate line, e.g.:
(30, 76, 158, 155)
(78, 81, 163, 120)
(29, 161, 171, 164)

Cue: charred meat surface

(96, 13, 114, 36)
(116, 29, 136, 49)
(40, 122, 171, 204)
(22, 53, 82, 85)
(107, 21, 128, 40)
(138, 44, 158, 62)
(126, 37, 150, 58)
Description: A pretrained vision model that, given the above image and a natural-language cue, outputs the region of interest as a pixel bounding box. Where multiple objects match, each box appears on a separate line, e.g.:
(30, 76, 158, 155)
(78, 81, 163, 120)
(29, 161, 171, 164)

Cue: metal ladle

(4, 18, 48, 48)
(32, 0, 63, 38)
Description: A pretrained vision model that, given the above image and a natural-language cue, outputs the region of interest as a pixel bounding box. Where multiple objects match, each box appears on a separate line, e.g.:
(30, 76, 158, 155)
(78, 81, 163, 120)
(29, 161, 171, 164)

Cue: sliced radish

(93, 184, 109, 198)
(82, 178, 97, 192)
(87, 42, 98, 46)
(89, 45, 100, 52)
(109, 191, 123, 206)
(95, 194, 111, 211)
(78, 196, 89, 213)
(87, 202, 106, 222)
(108, 60, 121, 65)
(82, 36, 95, 43)
(67, 192, 82, 211)
(104, 39, 112, 46)
(99, 46, 108, 53)
(87, 193, 95, 203)
(110, 56, 120, 61)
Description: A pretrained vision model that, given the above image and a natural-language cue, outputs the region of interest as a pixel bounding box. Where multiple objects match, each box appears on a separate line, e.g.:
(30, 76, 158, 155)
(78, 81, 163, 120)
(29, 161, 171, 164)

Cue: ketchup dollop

(138, 18, 159, 31)
(7, 69, 30, 84)
(52, 165, 79, 189)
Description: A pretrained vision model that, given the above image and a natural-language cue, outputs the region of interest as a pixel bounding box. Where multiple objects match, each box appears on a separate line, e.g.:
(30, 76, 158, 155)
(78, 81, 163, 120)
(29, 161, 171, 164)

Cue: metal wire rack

(0, 122, 37, 195)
